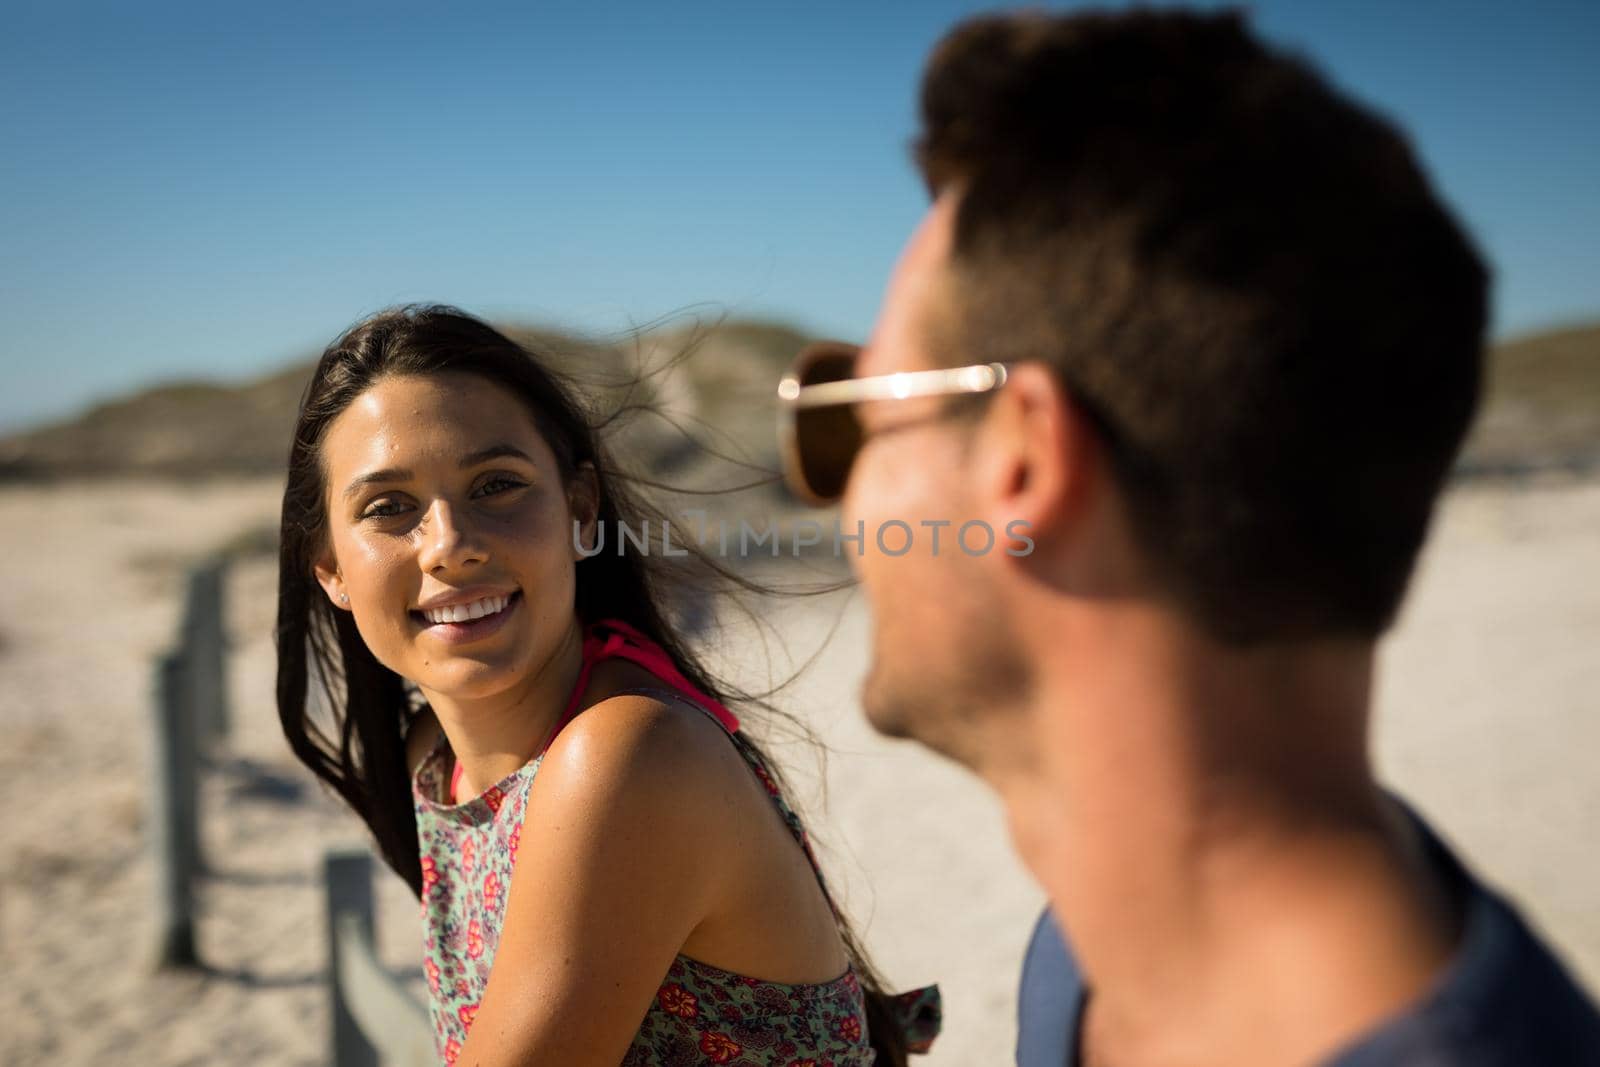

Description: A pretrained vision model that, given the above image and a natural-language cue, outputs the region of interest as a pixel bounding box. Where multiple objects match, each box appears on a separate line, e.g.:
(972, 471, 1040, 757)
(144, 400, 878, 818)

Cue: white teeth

(423, 594, 509, 626)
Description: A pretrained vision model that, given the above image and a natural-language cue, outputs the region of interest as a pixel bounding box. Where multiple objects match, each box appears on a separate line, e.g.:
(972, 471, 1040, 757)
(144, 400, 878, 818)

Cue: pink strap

(450, 618, 738, 802)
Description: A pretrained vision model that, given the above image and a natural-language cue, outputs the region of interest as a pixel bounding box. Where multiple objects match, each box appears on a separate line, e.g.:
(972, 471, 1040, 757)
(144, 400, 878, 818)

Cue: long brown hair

(275, 304, 908, 1063)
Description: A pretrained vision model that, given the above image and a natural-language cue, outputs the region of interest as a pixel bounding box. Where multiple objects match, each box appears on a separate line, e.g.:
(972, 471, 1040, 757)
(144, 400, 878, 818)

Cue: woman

(276, 306, 939, 1065)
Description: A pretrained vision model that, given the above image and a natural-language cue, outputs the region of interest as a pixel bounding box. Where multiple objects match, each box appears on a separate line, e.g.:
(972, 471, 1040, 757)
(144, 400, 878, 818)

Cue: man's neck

(992, 608, 1462, 1067)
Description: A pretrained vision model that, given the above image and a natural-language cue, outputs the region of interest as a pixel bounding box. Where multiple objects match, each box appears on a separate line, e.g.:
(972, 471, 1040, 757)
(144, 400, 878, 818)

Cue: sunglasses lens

(792, 348, 861, 502)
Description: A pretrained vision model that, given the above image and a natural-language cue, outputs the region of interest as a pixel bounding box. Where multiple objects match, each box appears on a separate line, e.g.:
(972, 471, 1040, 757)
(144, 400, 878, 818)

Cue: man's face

(843, 193, 1025, 760)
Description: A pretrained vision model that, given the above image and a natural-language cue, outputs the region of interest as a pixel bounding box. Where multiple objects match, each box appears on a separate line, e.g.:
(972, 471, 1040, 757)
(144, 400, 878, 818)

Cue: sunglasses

(776, 340, 1011, 504)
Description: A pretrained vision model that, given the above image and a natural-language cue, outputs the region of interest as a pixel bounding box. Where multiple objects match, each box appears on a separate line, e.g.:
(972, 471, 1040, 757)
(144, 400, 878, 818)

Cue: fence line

(148, 554, 228, 970)
(324, 849, 435, 1067)
(150, 650, 199, 968)
(150, 554, 436, 1065)
(183, 559, 230, 750)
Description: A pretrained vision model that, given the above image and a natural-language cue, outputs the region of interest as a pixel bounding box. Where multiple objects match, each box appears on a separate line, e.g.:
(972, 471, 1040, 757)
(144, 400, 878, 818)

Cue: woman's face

(312, 371, 596, 702)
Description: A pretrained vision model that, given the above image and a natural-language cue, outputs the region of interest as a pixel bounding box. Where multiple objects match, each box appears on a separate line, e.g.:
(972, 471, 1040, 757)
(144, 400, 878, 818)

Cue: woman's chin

(417, 656, 527, 698)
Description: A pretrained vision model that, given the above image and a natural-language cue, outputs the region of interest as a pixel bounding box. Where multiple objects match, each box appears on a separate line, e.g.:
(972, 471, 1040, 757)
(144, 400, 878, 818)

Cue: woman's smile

(410, 588, 524, 645)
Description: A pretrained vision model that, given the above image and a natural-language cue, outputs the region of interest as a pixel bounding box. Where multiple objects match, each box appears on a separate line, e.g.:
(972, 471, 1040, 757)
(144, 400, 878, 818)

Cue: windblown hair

(915, 9, 1489, 643)
(275, 305, 908, 1063)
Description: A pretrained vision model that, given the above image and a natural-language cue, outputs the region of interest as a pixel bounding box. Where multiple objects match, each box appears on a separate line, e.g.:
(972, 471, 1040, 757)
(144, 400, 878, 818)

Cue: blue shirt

(1016, 802, 1600, 1065)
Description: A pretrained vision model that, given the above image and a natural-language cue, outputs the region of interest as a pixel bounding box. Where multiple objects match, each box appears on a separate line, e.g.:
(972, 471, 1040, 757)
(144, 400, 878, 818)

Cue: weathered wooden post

(184, 557, 229, 750)
(150, 651, 198, 969)
(325, 848, 437, 1067)
(326, 850, 383, 1067)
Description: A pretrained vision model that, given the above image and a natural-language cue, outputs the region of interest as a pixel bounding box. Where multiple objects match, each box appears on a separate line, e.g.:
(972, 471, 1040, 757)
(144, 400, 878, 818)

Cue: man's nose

(418, 499, 489, 573)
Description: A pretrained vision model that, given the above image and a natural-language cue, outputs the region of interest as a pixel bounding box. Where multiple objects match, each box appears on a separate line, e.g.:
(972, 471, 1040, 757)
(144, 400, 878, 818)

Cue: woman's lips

(412, 590, 522, 644)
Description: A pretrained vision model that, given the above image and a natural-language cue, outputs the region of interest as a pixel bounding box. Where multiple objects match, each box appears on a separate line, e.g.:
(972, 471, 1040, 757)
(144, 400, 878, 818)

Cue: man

(776, 9, 1600, 1065)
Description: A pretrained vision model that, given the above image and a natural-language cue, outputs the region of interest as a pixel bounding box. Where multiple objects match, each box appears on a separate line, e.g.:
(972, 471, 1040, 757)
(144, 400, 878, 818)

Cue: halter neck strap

(450, 617, 738, 802)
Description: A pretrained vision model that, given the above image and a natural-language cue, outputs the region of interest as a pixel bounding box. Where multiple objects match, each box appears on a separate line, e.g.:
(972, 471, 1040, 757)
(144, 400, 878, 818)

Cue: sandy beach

(3, 476, 1597, 1066)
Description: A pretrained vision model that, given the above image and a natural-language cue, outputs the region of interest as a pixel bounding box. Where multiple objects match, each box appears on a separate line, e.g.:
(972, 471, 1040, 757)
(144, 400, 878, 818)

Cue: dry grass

(2, 317, 1594, 485)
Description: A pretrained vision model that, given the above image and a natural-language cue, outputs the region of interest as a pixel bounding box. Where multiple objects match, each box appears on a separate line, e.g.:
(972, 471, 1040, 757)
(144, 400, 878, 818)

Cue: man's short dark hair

(916, 8, 1489, 644)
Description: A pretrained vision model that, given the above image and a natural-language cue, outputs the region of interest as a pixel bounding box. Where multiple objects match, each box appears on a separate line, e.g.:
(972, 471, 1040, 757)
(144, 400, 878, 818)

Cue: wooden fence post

(147, 558, 233, 971)
(326, 850, 383, 1067)
(150, 651, 198, 969)
(324, 849, 436, 1067)
(184, 557, 229, 750)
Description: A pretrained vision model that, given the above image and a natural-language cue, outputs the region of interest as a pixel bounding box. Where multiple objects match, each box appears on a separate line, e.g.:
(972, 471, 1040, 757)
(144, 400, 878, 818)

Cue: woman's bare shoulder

(534, 691, 748, 819)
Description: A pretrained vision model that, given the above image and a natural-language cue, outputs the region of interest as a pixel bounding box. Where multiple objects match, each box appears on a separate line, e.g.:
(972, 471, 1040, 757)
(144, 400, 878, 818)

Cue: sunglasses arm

(779, 363, 1009, 409)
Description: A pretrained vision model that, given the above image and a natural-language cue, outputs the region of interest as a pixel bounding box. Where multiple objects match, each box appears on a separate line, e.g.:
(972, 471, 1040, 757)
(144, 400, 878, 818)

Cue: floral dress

(412, 618, 941, 1065)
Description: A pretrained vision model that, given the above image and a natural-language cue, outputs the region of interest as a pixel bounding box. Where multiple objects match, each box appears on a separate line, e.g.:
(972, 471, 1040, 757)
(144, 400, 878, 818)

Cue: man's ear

(568, 460, 601, 560)
(974, 362, 1096, 551)
(312, 549, 351, 611)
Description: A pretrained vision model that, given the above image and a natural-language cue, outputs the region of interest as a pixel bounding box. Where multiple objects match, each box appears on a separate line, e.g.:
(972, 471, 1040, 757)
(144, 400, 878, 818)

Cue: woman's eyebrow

(341, 444, 536, 500)
(343, 467, 409, 500)
(460, 443, 536, 468)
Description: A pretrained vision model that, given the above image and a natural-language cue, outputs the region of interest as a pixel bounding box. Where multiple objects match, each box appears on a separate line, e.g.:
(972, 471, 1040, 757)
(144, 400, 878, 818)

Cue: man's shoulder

(1329, 807, 1600, 1065)
(1017, 907, 1085, 1067)
(1015, 805, 1600, 1066)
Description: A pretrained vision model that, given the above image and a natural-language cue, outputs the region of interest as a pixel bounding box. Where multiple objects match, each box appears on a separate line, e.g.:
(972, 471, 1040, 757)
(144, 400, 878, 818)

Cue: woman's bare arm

(454, 695, 740, 1066)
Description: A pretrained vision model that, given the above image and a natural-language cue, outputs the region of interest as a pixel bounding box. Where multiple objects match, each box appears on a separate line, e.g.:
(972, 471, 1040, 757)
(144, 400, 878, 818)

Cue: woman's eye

(361, 498, 409, 519)
(476, 475, 526, 497)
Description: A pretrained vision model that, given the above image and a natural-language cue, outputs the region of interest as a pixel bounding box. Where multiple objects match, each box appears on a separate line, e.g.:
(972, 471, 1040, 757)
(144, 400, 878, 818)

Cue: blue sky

(2, 0, 1596, 433)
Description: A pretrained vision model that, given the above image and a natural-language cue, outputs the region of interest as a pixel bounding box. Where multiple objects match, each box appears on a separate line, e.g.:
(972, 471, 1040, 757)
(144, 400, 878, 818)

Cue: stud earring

(339, 593, 349, 604)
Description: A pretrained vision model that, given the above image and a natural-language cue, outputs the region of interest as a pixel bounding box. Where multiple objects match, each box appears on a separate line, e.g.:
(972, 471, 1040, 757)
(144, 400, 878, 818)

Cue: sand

(2, 476, 1597, 1066)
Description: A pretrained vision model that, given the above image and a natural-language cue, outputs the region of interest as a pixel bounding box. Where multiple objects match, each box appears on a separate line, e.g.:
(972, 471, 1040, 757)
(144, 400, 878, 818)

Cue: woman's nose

(417, 499, 489, 573)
